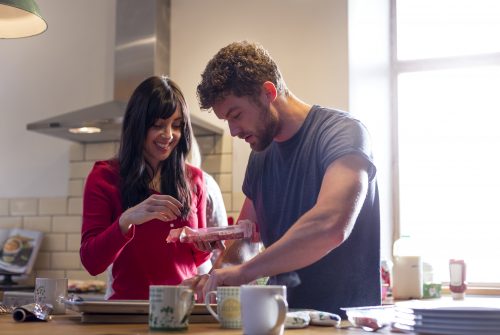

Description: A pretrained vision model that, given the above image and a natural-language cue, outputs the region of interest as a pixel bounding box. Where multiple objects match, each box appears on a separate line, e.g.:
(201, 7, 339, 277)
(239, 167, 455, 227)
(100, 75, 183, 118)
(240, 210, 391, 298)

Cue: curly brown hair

(197, 41, 288, 110)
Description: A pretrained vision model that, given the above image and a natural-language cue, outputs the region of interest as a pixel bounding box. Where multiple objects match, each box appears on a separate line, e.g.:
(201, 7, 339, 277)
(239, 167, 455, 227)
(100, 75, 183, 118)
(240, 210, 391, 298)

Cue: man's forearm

(212, 238, 261, 269)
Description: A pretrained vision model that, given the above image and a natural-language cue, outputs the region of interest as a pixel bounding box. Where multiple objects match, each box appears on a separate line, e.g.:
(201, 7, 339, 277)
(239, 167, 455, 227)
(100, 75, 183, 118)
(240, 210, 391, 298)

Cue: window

(393, 0, 500, 284)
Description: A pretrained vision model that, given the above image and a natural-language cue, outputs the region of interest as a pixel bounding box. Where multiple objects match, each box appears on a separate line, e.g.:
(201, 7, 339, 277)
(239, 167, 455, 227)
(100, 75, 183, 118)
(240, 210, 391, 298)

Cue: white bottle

(392, 236, 423, 300)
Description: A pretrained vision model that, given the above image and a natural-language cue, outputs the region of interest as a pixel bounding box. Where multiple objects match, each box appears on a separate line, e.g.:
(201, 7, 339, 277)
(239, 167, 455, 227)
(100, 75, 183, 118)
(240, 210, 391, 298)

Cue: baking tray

(64, 299, 213, 315)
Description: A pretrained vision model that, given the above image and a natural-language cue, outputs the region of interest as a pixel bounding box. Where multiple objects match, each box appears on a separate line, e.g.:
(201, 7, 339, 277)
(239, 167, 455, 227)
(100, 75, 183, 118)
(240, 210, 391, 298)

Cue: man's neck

(273, 94, 312, 142)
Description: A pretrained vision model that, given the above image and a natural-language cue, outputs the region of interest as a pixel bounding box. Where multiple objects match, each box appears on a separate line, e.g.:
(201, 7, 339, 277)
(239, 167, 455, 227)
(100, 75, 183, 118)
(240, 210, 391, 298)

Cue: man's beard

(251, 104, 279, 152)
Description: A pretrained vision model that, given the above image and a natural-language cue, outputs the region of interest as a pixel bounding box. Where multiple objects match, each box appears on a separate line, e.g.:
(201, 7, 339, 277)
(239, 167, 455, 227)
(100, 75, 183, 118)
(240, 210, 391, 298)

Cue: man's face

(213, 94, 279, 151)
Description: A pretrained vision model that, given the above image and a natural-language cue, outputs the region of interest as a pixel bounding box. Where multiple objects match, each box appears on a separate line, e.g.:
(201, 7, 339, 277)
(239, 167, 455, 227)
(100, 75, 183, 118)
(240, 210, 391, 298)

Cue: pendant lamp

(0, 0, 47, 38)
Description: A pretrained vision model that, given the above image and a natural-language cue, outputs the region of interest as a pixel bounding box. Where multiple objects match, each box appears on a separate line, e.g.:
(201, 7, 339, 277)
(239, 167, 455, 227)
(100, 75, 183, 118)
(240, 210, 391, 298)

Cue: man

(193, 41, 380, 317)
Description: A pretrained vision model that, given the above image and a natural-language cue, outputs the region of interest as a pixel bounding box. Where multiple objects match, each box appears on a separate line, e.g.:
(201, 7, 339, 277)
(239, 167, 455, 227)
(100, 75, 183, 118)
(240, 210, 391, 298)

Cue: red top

(80, 160, 210, 300)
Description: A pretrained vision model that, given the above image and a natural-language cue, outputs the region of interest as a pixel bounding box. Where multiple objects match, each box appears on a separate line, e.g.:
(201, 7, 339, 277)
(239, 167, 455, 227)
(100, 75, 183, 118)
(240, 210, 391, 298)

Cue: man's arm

(204, 153, 370, 290)
(212, 197, 261, 269)
(184, 197, 261, 301)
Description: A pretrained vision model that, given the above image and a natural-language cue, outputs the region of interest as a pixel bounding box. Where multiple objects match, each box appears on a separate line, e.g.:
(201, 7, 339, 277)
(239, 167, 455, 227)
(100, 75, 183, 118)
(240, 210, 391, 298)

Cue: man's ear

(262, 81, 277, 103)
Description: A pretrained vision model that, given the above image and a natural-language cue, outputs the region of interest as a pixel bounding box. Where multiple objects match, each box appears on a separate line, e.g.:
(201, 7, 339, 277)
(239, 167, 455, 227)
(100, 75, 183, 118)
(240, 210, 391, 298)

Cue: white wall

(1, 0, 353, 205)
(170, 0, 349, 199)
(0, 0, 115, 197)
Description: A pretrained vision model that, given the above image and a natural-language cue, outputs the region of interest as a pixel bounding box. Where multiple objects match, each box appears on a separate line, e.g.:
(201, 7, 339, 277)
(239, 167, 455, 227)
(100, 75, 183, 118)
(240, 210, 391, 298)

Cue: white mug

(149, 285, 194, 330)
(205, 286, 241, 329)
(240, 285, 288, 335)
(34, 277, 68, 315)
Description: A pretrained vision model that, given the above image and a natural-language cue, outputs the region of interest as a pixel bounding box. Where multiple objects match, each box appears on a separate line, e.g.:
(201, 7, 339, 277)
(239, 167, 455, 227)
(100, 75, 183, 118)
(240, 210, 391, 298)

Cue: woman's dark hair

(118, 76, 193, 218)
(197, 41, 288, 110)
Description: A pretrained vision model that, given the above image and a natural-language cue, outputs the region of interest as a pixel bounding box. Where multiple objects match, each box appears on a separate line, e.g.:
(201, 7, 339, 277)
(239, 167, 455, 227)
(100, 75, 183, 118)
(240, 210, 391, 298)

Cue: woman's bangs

(158, 97, 178, 120)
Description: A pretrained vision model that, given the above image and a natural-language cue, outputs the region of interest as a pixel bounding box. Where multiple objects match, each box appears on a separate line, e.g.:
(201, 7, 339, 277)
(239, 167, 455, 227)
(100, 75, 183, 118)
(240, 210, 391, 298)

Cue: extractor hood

(27, 0, 223, 143)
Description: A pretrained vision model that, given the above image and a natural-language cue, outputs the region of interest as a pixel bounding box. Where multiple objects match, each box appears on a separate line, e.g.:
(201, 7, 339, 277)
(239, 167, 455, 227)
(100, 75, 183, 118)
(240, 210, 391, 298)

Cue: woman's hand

(119, 194, 182, 234)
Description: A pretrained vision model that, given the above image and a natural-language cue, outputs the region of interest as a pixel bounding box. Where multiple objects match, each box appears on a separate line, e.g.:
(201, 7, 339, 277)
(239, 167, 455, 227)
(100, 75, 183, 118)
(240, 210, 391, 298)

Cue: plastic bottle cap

(451, 292, 465, 300)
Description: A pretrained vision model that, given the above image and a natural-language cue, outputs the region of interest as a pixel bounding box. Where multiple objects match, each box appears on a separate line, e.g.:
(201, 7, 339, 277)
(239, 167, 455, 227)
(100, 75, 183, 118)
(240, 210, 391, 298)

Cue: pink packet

(166, 220, 254, 243)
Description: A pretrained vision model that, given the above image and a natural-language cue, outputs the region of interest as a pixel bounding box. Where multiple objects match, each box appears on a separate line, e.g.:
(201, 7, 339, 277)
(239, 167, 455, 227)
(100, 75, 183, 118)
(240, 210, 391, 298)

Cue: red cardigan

(80, 160, 210, 299)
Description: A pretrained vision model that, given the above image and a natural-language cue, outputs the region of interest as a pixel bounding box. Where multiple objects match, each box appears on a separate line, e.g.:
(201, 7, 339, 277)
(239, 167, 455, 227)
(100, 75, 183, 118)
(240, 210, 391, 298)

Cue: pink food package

(166, 220, 254, 243)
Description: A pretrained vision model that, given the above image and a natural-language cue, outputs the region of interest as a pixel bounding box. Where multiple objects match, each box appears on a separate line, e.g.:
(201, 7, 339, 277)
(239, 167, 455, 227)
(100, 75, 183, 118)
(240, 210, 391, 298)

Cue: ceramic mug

(240, 285, 288, 335)
(149, 285, 194, 330)
(205, 286, 241, 328)
(34, 277, 68, 315)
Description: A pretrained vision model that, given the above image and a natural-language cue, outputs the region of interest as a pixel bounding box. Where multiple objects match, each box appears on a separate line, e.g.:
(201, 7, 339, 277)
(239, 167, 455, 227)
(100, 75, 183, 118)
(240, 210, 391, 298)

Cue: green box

(423, 283, 442, 299)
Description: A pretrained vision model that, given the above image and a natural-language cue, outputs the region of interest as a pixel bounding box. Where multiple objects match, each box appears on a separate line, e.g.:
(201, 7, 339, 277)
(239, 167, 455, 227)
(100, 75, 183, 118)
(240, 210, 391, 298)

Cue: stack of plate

(393, 298, 500, 335)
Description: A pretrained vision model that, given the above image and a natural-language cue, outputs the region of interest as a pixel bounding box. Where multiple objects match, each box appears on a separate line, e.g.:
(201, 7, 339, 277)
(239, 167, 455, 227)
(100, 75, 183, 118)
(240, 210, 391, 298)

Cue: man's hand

(181, 274, 210, 303)
(193, 239, 225, 253)
(202, 265, 249, 300)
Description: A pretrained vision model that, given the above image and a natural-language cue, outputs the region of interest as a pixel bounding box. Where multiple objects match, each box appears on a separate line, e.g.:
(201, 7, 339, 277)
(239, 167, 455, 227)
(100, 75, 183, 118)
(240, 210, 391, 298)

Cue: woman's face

(143, 106, 183, 169)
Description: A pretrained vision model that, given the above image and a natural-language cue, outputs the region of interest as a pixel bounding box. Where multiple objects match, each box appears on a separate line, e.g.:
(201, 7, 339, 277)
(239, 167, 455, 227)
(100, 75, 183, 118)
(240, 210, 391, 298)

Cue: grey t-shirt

(243, 105, 381, 317)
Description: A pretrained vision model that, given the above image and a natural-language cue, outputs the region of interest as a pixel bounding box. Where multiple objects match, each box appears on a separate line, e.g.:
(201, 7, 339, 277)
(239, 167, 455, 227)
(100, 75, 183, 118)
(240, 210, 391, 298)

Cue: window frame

(390, 0, 500, 288)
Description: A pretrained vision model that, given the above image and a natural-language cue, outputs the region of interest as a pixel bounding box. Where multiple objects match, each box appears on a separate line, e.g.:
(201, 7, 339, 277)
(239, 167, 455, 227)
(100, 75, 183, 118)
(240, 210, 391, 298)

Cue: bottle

(392, 235, 423, 299)
(449, 259, 467, 300)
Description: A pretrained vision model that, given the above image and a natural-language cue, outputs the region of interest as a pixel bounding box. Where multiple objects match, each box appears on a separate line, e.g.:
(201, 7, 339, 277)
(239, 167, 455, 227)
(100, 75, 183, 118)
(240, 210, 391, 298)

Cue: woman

(80, 76, 210, 300)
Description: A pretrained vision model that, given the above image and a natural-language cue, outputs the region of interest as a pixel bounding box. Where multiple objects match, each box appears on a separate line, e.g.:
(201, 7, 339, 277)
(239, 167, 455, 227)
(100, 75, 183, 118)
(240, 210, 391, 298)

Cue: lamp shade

(0, 0, 47, 38)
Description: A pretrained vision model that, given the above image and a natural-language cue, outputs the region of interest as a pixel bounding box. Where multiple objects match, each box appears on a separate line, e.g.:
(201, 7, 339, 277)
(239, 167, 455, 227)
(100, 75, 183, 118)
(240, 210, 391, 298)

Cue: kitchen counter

(0, 313, 392, 334)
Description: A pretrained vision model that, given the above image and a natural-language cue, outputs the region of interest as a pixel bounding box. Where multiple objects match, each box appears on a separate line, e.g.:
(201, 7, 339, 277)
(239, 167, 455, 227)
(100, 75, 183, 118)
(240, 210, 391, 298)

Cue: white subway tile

(34, 252, 51, 270)
(197, 135, 215, 154)
(214, 173, 232, 193)
(202, 154, 232, 174)
(65, 270, 95, 281)
(215, 134, 233, 154)
(232, 191, 246, 212)
(66, 233, 81, 251)
(222, 192, 232, 212)
(39, 197, 67, 215)
(9, 198, 38, 216)
(34, 270, 66, 279)
(85, 142, 116, 161)
(68, 179, 84, 197)
(18, 272, 35, 285)
(0, 199, 8, 216)
(70, 161, 95, 179)
(51, 252, 81, 270)
(23, 216, 51, 232)
(69, 143, 84, 162)
(68, 197, 83, 215)
(52, 216, 82, 233)
(0, 217, 22, 229)
(41, 234, 66, 251)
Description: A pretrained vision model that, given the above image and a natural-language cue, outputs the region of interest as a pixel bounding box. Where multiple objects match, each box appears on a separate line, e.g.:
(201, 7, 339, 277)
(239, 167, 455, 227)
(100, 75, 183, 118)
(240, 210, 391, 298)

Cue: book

(0, 228, 43, 275)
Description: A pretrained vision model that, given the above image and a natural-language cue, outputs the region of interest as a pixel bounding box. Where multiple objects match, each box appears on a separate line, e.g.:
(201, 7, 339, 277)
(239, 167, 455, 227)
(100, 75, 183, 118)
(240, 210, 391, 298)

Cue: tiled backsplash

(0, 134, 238, 284)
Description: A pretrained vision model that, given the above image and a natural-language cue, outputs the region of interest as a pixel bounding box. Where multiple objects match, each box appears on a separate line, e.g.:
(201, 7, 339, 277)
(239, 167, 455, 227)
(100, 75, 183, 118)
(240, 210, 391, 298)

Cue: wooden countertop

(0, 313, 392, 334)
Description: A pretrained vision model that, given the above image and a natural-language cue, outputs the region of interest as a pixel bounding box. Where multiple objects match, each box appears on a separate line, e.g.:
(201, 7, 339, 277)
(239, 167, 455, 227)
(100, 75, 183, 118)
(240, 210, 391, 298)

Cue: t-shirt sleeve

(319, 117, 377, 181)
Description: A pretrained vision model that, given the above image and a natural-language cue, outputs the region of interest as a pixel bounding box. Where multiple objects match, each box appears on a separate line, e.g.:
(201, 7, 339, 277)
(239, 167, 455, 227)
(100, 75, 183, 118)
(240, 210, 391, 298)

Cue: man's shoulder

(309, 105, 358, 125)
(309, 105, 369, 139)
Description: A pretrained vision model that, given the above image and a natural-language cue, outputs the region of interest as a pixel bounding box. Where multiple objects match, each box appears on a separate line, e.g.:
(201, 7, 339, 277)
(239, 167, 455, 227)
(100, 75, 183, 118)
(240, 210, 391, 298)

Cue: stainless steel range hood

(27, 0, 223, 143)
